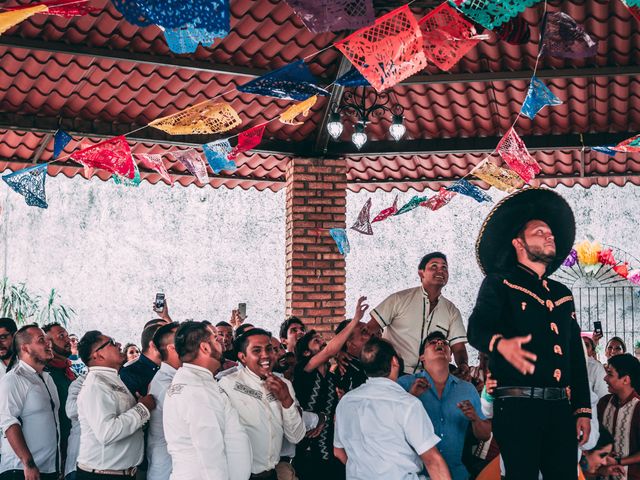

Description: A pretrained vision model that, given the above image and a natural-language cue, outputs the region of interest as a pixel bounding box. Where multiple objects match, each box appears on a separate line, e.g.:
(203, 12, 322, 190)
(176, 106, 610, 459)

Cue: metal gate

(573, 286, 640, 352)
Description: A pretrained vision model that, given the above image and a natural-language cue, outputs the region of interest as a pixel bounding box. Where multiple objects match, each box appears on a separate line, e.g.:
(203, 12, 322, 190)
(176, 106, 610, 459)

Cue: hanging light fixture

(327, 112, 344, 140)
(389, 113, 406, 141)
(326, 88, 405, 148)
(351, 122, 368, 150)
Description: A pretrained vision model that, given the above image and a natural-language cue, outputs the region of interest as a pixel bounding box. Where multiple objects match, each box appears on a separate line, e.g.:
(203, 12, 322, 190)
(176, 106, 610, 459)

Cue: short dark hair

(0, 318, 17, 335)
(608, 353, 640, 392)
(216, 321, 232, 328)
(233, 328, 271, 355)
(124, 343, 139, 353)
(141, 323, 164, 354)
(418, 252, 447, 270)
(419, 330, 447, 355)
(78, 330, 104, 365)
(295, 329, 318, 362)
(42, 322, 63, 334)
(234, 324, 254, 339)
(153, 322, 179, 362)
(174, 321, 212, 362)
(144, 318, 166, 330)
(279, 317, 305, 340)
(590, 425, 614, 452)
(12, 323, 40, 357)
(361, 337, 398, 378)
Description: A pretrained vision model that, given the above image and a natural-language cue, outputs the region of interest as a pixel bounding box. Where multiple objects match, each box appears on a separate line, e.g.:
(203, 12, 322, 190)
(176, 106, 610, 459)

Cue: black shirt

(335, 354, 367, 393)
(119, 353, 159, 396)
(293, 357, 338, 461)
(467, 263, 591, 417)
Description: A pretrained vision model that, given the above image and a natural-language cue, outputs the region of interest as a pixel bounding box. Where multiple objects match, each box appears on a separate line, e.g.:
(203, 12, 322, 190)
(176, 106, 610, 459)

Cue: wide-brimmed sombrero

(476, 187, 575, 276)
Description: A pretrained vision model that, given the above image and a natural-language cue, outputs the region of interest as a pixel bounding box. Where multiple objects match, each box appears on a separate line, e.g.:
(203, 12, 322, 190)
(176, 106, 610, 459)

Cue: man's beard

(0, 349, 12, 361)
(523, 242, 555, 265)
(52, 343, 71, 358)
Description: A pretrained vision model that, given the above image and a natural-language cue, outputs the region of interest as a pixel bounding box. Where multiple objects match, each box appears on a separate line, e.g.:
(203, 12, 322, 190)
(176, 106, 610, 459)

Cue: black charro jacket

(468, 263, 591, 418)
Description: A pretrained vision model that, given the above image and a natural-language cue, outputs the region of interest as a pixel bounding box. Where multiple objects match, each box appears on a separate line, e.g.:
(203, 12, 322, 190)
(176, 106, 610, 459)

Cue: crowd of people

(0, 188, 638, 480)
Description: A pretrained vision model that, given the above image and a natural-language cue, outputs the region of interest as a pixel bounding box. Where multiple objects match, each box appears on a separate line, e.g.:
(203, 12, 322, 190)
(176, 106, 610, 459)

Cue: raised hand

(353, 296, 369, 322)
(265, 373, 294, 408)
(409, 377, 430, 397)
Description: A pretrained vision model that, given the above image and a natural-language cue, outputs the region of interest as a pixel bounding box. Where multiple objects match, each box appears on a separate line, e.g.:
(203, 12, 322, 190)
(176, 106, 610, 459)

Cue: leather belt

(77, 464, 137, 477)
(494, 386, 568, 401)
(249, 469, 277, 480)
(279, 456, 293, 464)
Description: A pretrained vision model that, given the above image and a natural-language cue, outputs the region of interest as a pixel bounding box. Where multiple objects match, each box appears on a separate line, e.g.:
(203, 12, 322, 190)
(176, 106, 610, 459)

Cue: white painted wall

(0, 174, 286, 345)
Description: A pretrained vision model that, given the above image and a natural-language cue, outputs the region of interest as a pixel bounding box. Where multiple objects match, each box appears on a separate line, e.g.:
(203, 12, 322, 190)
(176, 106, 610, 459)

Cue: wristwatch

(615, 455, 623, 465)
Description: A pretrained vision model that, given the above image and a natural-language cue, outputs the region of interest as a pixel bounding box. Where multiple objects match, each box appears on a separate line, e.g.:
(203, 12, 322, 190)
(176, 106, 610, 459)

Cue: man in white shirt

(164, 321, 251, 480)
(76, 331, 156, 479)
(0, 318, 17, 380)
(367, 252, 469, 375)
(334, 337, 451, 480)
(147, 322, 181, 480)
(582, 334, 608, 399)
(219, 329, 305, 480)
(65, 373, 86, 480)
(0, 324, 60, 480)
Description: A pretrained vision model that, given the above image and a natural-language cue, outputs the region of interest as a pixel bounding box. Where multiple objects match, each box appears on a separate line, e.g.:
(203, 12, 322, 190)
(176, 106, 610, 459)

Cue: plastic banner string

(149, 101, 241, 135)
(70, 136, 136, 179)
(419, 2, 481, 72)
(496, 128, 541, 183)
(285, 0, 375, 34)
(203, 140, 237, 174)
(520, 75, 563, 120)
(613, 133, 640, 153)
(329, 228, 350, 256)
(540, 12, 598, 59)
(372, 195, 398, 222)
(471, 158, 525, 192)
(350, 198, 373, 235)
(0, 4, 48, 35)
(448, 0, 542, 31)
(395, 195, 429, 215)
(163, 25, 220, 54)
(279, 95, 318, 125)
(112, 162, 142, 187)
(591, 146, 618, 157)
(237, 60, 329, 101)
(2, 164, 48, 209)
(335, 68, 370, 87)
(447, 178, 492, 203)
(110, 0, 230, 32)
(172, 148, 209, 185)
(229, 124, 267, 160)
(421, 187, 456, 211)
(53, 129, 73, 160)
(136, 153, 174, 186)
(335, 5, 427, 92)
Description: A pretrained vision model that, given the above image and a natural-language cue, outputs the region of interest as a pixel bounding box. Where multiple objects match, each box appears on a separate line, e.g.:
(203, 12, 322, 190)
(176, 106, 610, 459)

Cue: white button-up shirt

(219, 368, 305, 474)
(163, 363, 252, 480)
(0, 360, 60, 474)
(334, 377, 441, 480)
(586, 356, 608, 400)
(77, 366, 150, 470)
(147, 362, 177, 480)
(65, 373, 86, 477)
(372, 287, 466, 373)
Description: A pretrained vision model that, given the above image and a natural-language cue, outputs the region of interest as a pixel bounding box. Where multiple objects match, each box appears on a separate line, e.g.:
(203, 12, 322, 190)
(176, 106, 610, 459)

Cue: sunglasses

(92, 338, 116, 356)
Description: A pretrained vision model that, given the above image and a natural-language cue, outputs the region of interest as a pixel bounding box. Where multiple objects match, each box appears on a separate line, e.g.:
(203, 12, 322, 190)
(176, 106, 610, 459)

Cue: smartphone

(594, 321, 603, 336)
(154, 293, 165, 312)
(238, 303, 247, 320)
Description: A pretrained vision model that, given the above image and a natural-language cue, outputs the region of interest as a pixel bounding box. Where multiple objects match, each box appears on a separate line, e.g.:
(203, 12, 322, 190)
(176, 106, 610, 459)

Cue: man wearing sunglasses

(76, 331, 156, 479)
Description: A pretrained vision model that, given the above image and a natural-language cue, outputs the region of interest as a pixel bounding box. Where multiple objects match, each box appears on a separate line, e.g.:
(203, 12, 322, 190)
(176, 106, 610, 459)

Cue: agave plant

(0, 278, 75, 326)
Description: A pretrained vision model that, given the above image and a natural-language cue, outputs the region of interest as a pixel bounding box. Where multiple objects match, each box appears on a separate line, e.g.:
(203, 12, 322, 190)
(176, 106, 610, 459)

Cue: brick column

(285, 157, 347, 334)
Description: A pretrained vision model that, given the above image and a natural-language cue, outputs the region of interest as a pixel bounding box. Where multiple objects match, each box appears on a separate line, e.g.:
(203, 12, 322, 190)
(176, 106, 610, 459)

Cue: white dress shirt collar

(182, 363, 215, 378)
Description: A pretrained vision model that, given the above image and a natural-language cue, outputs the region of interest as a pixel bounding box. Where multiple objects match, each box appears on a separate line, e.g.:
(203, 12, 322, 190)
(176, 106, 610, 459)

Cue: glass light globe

(327, 120, 344, 140)
(389, 115, 406, 141)
(352, 124, 368, 150)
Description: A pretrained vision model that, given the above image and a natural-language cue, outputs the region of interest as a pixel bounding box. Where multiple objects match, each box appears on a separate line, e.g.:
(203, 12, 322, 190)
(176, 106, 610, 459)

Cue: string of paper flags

(3, 0, 640, 258)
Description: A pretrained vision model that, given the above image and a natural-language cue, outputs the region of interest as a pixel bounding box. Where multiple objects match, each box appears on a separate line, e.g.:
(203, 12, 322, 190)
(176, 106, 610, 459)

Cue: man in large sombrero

(468, 188, 591, 480)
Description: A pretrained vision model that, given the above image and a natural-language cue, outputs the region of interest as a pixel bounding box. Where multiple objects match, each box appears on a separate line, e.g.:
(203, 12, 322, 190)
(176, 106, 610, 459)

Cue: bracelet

(489, 334, 503, 353)
(616, 455, 623, 465)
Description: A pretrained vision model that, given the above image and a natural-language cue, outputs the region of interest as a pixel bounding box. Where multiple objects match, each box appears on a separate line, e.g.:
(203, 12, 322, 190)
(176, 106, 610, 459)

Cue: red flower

(614, 263, 629, 278)
(598, 248, 617, 266)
